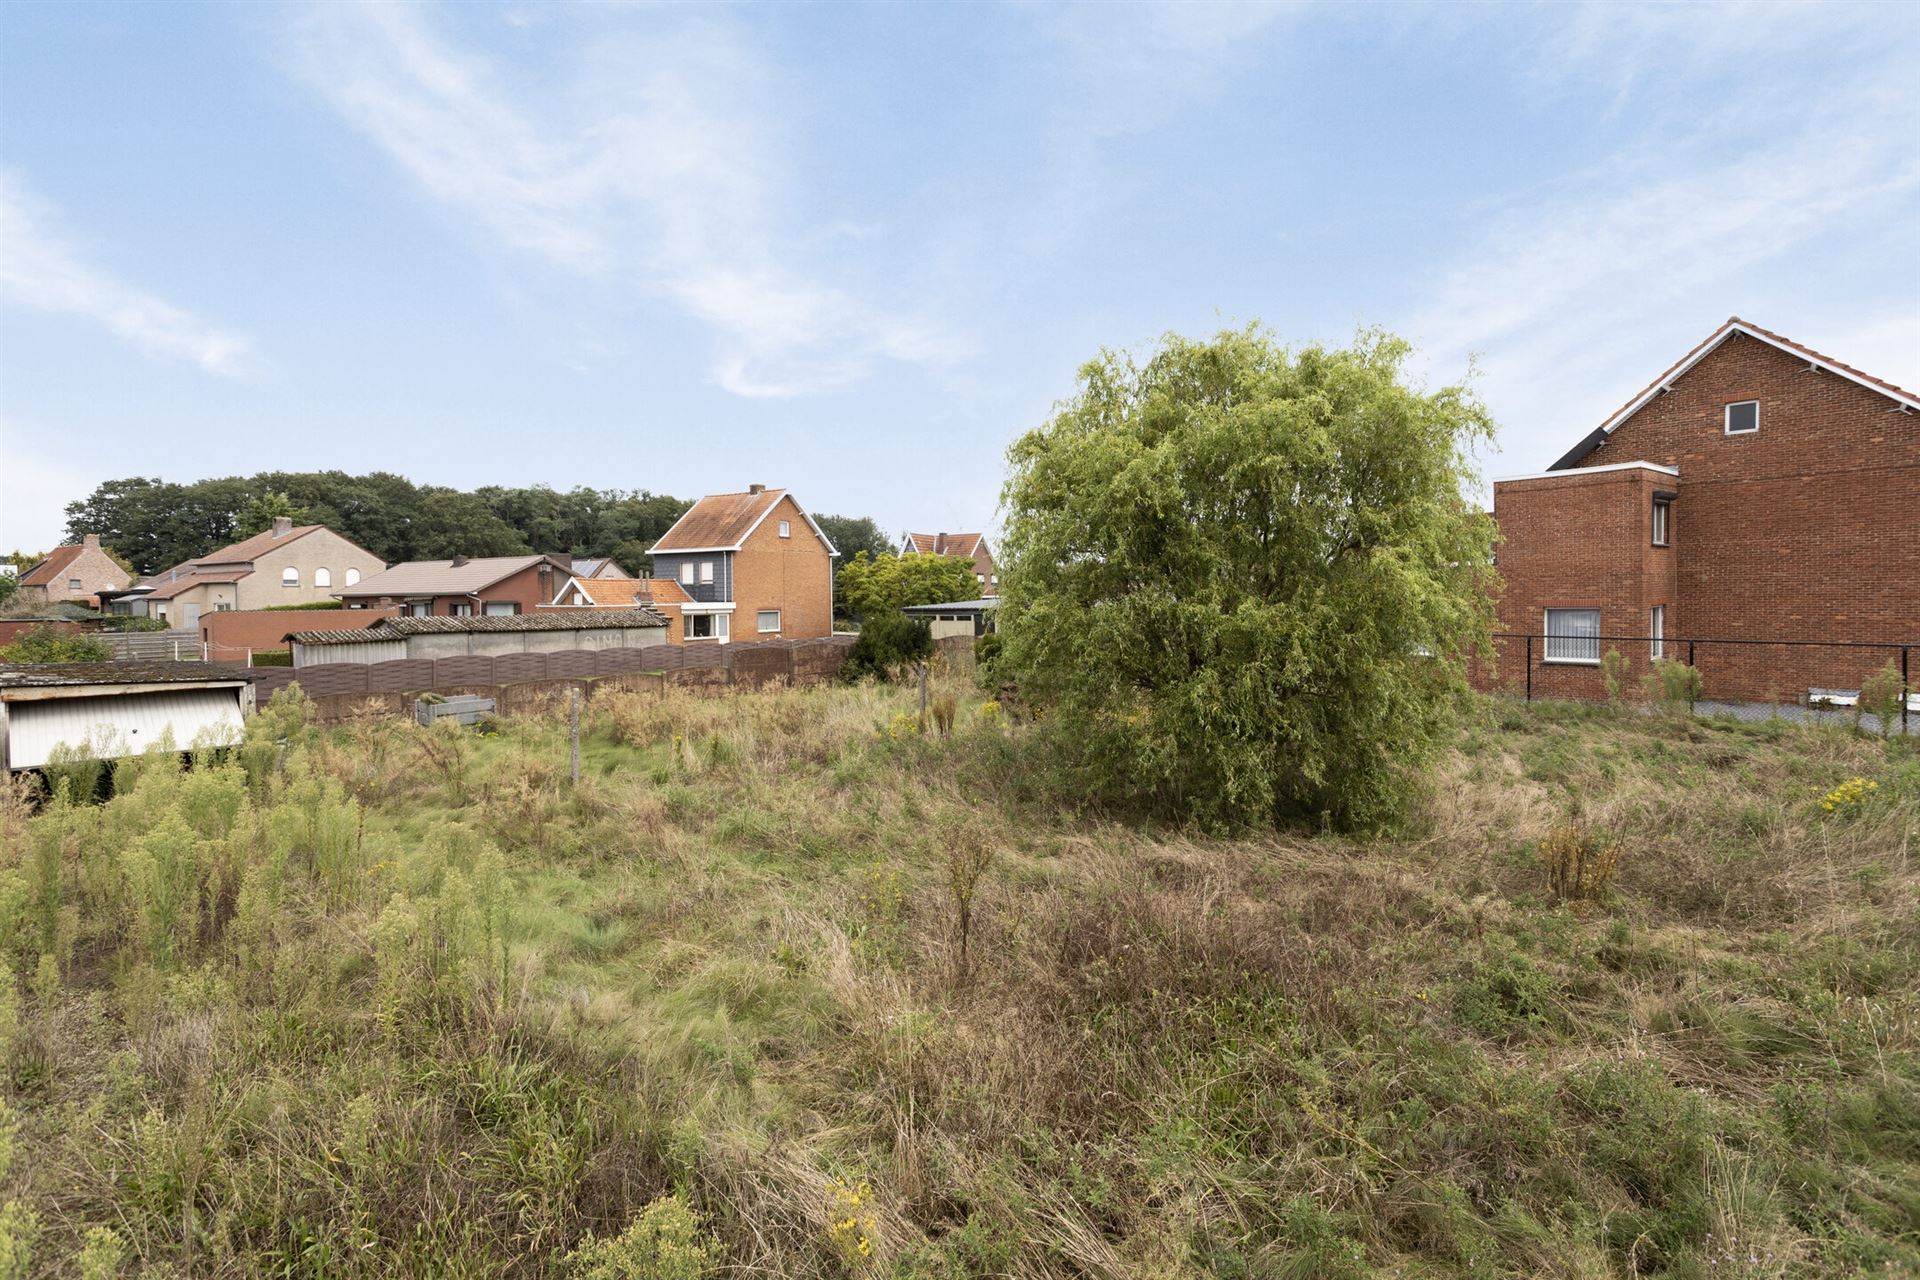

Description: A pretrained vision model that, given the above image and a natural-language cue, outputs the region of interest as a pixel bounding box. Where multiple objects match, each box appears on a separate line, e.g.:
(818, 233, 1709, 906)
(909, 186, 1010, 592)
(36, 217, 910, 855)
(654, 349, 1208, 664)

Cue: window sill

(1541, 658, 1601, 667)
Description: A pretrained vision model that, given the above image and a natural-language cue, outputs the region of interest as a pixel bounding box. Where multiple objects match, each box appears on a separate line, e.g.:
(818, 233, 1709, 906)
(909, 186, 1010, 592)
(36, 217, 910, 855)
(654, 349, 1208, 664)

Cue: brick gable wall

(1487, 330, 1918, 703)
(731, 496, 833, 640)
(1571, 330, 1918, 647)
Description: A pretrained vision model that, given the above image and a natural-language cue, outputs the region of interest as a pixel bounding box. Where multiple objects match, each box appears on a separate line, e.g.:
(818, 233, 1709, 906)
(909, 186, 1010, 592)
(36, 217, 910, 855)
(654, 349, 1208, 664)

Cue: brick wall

(1487, 329, 1918, 705)
(731, 495, 834, 640)
(201, 607, 399, 661)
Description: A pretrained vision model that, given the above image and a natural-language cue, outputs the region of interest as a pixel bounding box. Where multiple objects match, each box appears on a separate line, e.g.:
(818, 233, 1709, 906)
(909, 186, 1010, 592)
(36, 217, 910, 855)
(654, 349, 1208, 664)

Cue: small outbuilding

(0, 662, 258, 771)
(286, 609, 670, 668)
(901, 598, 999, 640)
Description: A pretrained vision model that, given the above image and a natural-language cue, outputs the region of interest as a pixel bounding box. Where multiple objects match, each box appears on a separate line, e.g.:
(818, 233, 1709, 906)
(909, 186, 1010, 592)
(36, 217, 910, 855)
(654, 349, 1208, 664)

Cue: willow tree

(997, 325, 1496, 832)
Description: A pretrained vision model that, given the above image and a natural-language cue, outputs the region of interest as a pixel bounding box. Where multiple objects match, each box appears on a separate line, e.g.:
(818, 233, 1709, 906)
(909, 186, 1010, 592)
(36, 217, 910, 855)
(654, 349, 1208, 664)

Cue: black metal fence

(1482, 632, 1915, 734)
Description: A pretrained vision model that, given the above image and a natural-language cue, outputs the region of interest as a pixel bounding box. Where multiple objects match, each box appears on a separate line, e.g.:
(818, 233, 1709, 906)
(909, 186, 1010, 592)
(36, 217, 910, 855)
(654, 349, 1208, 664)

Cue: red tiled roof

(903, 531, 985, 558)
(143, 569, 252, 600)
(651, 489, 789, 553)
(563, 577, 691, 608)
(18, 544, 84, 588)
(194, 523, 325, 565)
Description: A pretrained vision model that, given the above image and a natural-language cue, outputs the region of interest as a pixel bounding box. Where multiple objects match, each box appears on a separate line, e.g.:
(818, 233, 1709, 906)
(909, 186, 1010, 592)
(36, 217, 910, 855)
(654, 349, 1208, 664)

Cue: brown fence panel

(251, 668, 300, 699)
(492, 652, 549, 684)
(594, 647, 650, 675)
(433, 655, 497, 687)
(546, 650, 596, 680)
(366, 659, 438, 693)
(732, 644, 794, 688)
(288, 663, 370, 698)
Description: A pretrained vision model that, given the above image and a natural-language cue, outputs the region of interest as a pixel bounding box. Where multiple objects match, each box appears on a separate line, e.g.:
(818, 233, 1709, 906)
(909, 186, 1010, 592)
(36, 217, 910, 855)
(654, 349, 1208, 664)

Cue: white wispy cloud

(286, 0, 961, 398)
(0, 171, 252, 376)
(1407, 3, 1920, 471)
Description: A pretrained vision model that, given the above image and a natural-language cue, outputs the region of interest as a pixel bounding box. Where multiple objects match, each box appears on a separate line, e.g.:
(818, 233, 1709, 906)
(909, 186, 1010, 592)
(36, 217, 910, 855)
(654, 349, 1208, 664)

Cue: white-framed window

(68, 578, 83, 592)
(1652, 498, 1671, 547)
(314, 567, 332, 588)
(699, 560, 714, 584)
(1724, 400, 1759, 435)
(483, 601, 516, 616)
(778, 520, 790, 538)
(757, 609, 780, 633)
(686, 612, 730, 641)
(450, 602, 473, 616)
(345, 567, 361, 586)
(679, 562, 695, 585)
(282, 567, 300, 587)
(1650, 605, 1665, 660)
(1543, 608, 1602, 665)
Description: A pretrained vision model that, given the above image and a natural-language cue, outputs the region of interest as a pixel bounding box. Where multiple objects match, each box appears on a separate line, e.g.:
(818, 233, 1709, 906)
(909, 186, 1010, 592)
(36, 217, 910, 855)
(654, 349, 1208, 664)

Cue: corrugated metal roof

(0, 661, 256, 689)
(332, 555, 555, 597)
(901, 598, 999, 613)
(287, 609, 667, 645)
(5, 688, 246, 769)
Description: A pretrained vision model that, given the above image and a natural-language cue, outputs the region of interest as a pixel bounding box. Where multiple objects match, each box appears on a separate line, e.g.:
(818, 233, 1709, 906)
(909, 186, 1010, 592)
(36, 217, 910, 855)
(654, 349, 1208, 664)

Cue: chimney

(271, 516, 292, 537)
(748, 483, 766, 495)
(82, 533, 100, 550)
(451, 555, 470, 568)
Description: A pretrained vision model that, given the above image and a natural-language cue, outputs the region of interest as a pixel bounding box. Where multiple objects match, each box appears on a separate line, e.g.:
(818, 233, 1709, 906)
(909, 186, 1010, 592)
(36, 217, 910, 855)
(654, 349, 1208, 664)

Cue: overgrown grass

(1, 683, 1915, 1277)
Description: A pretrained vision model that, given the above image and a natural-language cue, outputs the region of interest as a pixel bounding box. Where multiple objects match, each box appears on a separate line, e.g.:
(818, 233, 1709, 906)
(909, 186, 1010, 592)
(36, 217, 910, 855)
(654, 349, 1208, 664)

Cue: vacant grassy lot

(2, 680, 1915, 1278)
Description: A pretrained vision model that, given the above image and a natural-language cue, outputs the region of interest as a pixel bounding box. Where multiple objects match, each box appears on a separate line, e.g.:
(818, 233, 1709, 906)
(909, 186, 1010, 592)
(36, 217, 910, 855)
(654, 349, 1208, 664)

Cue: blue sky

(2, 0, 1916, 553)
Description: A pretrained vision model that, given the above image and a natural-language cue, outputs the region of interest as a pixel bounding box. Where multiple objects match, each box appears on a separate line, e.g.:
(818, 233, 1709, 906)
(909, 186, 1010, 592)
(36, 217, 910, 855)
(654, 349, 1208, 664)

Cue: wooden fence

(250, 634, 855, 703)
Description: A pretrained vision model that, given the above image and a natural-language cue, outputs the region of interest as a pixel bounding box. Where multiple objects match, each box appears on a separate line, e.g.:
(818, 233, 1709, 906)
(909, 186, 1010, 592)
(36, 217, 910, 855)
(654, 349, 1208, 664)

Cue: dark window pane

(1726, 401, 1758, 433)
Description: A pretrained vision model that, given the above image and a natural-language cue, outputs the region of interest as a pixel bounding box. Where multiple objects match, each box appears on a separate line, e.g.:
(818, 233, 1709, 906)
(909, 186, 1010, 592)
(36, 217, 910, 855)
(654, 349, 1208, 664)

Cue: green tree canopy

(997, 325, 1497, 832)
(0, 625, 114, 663)
(837, 551, 979, 620)
(813, 513, 893, 562)
(235, 491, 310, 539)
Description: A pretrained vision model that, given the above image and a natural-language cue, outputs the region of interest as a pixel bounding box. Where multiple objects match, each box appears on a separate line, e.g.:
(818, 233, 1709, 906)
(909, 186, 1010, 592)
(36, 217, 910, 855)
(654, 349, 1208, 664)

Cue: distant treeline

(62, 472, 895, 578)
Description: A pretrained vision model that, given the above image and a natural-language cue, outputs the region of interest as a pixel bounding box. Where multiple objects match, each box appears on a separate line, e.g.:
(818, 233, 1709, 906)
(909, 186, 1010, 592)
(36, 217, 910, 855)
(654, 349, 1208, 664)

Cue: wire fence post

(1904, 646, 1911, 736)
(1524, 634, 1533, 702)
(1686, 640, 1698, 714)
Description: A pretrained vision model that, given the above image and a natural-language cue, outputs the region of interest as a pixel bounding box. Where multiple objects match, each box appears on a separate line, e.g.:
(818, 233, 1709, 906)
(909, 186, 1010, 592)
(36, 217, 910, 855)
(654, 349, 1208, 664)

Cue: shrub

(560, 1194, 721, 1279)
(1858, 662, 1906, 737)
(1641, 658, 1703, 713)
(996, 324, 1496, 831)
(842, 613, 932, 683)
(248, 649, 293, 667)
(1601, 647, 1629, 706)
(0, 626, 112, 664)
(972, 630, 1003, 681)
(1538, 823, 1620, 902)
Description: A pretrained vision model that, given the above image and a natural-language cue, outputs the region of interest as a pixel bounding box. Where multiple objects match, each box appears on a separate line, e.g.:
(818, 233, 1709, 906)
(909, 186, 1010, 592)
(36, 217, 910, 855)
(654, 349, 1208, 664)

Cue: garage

(0, 663, 258, 772)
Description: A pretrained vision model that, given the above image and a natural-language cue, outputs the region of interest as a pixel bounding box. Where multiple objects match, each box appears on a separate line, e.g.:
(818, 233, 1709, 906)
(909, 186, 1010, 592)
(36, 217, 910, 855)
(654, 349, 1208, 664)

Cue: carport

(0, 662, 258, 771)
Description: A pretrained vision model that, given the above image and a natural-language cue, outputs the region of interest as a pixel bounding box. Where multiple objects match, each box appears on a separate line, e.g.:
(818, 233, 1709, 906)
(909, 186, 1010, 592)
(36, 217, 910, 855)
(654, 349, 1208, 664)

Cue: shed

(900, 598, 999, 640)
(286, 609, 670, 667)
(0, 662, 258, 771)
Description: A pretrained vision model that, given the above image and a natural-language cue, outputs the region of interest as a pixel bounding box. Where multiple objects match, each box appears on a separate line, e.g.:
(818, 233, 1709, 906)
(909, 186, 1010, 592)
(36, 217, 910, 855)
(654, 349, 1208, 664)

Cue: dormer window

(1724, 400, 1759, 435)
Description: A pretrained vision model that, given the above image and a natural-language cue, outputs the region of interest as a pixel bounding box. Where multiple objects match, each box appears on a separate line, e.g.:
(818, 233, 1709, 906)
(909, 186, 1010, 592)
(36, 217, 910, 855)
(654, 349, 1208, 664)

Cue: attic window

(778, 520, 791, 538)
(1724, 400, 1759, 435)
(282, 567, 300, 587)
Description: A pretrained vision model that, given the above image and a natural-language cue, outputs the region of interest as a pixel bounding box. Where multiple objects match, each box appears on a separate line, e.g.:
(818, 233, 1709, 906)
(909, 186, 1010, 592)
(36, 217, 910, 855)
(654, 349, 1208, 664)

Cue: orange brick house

(647, 486, 838, 643)
(1489, 318, 1919, 704)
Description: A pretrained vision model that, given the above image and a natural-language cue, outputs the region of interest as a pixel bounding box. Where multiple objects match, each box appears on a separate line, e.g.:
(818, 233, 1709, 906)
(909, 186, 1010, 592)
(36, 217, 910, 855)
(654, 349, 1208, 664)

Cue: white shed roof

(6, 688, 244, 770)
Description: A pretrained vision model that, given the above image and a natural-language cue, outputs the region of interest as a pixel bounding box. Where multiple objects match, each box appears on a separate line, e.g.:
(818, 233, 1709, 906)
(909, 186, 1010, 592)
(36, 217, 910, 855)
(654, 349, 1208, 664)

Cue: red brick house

(900, 531, 998, 596)
(648, 486, 837, 643)
(333, 554, 570, 617)
(1490, 318, 1919, 704)
(13, 534, 129, 608)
